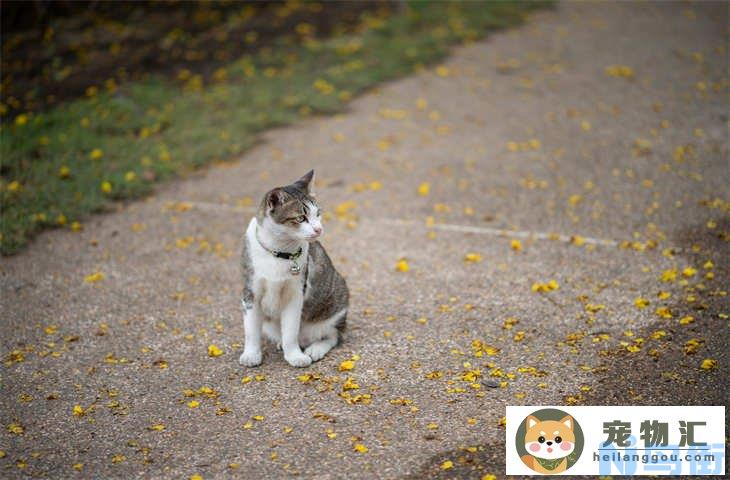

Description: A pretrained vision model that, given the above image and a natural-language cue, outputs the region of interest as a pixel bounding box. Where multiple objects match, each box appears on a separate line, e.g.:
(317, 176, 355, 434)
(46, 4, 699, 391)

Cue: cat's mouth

(547, 447, 553, 453)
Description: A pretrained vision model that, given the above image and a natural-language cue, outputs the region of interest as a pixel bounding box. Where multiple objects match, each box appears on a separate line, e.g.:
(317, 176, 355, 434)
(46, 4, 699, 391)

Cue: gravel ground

(1, 1, 728, 479)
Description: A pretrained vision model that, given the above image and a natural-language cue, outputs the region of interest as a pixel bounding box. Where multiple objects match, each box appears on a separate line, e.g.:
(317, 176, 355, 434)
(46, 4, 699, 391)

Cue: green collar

(535, 456, 564, 471)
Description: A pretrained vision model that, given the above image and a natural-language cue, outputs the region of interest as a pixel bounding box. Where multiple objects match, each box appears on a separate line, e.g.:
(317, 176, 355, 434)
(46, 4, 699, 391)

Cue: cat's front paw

(284, 351, 312, 368)
(239, 350, 262, 367)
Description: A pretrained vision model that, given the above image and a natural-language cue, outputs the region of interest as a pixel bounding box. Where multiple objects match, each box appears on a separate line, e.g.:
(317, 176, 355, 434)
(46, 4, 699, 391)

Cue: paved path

(2, 2, 728, 478)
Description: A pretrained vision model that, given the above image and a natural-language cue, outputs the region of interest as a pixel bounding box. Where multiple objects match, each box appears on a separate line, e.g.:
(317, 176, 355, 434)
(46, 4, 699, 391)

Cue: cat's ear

(526, 415, 540, 429)
(265, 188, 288, 210)
(293, 169, 315, 196)
(560, 415, 573, 431)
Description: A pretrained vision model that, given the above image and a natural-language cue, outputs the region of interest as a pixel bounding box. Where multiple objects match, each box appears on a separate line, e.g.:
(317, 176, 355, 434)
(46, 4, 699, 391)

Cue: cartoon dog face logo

(525, 415, 575, 459)
(517, 409, 583, 474)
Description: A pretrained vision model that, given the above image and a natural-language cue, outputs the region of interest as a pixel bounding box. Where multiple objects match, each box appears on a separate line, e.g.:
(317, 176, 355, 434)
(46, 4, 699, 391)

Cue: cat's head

(524, 415, 575, 460)
(257, 170, 323, 242)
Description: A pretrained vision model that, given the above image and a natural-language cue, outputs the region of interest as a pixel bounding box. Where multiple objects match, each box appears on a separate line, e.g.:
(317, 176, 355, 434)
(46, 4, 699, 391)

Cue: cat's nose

(546, 441, 553, 446)
(313, 226, 322, 235)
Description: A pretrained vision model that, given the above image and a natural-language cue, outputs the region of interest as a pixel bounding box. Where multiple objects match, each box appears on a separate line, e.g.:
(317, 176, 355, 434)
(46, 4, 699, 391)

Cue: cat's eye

(554, 436, 562, 443)
(538, 436, 545, 443)
(296, 215, 306, 223)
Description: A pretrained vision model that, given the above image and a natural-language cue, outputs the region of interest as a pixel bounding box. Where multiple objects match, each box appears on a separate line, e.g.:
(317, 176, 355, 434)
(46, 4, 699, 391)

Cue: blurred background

(0, 0, 543, 255)
(1, 1, 385, 115)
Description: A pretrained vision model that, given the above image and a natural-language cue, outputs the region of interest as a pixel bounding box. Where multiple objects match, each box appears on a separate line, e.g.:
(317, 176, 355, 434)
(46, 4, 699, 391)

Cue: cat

(238, 170, 349, 368)
(520, 414, 576, 474)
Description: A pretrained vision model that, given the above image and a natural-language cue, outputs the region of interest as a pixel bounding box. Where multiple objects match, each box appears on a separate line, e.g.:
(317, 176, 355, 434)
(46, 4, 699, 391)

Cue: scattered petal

(339, 360, 355, 371)
(207, 344, 224, 357)
(700, 359, 717, 370)
(7, 423, 24, 435)
(634, 297, 649, 309)
(464, 252, 483, 263)
(531, 279, 559, 292)
(84, 272, 105, 283)
(395, 259, 410, 272)
(605, 65, 635, 78)
(682, 267, 697, 277)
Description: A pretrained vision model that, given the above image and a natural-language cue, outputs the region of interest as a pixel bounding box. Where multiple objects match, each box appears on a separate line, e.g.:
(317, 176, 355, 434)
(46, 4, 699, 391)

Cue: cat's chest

(257, 278, 290, 318)
(251, 256, 306, 318)
(250, 248, 299, 280)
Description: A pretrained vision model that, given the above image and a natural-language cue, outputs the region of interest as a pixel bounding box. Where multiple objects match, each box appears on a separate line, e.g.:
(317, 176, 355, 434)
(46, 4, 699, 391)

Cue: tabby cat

(239, 170, 349, 367)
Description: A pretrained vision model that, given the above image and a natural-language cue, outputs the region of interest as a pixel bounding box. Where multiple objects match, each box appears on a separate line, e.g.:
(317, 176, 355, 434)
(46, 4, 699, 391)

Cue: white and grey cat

(239, 170, 349, 367)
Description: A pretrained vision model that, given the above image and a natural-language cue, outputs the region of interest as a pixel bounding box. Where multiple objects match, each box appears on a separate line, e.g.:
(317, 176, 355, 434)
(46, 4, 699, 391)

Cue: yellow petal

(8, 423, 24, 434)
(395, 259, 410, 272)
(634, 297, 649, 309)
(700, 359, 717, 370)
(682, 267, 697, 277)
(207, 344, 223, 357)
(84, 272, 105, 283)
(339, 360, 355, 371)
(464, 253, 482, 263)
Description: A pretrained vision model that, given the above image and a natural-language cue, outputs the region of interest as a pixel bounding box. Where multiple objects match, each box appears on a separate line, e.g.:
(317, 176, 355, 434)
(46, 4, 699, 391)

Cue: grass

(0, 1, 550, 255)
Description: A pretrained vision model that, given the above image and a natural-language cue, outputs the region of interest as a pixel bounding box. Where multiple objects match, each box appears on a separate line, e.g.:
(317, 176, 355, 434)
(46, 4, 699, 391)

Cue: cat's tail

(334, 309, 347, 345)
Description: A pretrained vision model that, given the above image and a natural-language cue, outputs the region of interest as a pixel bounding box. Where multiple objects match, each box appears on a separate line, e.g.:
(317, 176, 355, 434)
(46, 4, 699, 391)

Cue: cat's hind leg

(301, 308, 347, 362)
(303, 331, 338, 362)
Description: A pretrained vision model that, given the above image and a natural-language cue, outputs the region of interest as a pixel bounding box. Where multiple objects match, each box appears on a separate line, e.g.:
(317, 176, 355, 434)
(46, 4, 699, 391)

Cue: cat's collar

(255, 228, 303, 261)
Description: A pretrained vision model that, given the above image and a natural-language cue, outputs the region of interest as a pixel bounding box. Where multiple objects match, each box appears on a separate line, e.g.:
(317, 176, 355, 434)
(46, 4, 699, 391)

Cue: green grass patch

(0, 1, 550, 255)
